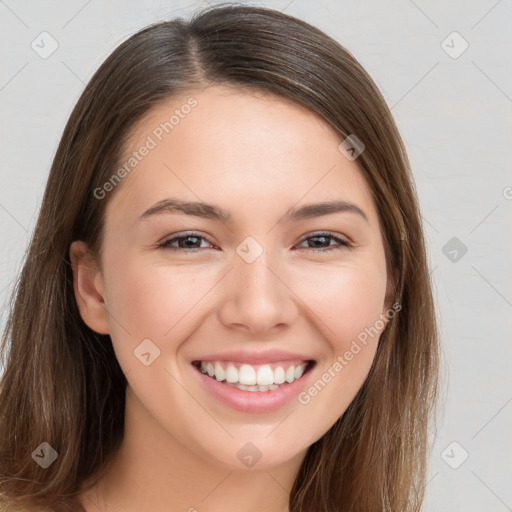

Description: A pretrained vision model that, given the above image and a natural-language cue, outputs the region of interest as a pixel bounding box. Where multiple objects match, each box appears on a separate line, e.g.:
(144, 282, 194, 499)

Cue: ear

(69, 240, 110, 335)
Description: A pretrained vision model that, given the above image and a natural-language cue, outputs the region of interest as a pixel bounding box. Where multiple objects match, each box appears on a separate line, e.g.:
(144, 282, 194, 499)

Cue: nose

(217, 248, 298, 336)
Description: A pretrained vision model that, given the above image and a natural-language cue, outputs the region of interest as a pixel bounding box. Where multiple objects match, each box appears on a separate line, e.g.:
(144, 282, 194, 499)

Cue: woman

(0, 3, 439, 511)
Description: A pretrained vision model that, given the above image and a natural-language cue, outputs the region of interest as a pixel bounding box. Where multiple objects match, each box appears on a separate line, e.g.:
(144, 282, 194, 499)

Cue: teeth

(224, 382, 281, 392)
(225, 364, 238, 383)
(273, 366, 286, 384)
(197, 360, 310, 387)
(214, 362, 225, 381)
(294, 364, 306, 380)
(256, 365, 274, 386)
(238, 364, 256, 385)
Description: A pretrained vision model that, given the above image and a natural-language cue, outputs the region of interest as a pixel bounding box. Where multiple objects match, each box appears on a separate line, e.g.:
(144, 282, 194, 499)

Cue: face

(71, 84, 394, 471)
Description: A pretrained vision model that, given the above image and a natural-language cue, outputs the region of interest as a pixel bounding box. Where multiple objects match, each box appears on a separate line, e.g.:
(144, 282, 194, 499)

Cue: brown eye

(296, 232, 351, 252)
(158, 233, 213, 251)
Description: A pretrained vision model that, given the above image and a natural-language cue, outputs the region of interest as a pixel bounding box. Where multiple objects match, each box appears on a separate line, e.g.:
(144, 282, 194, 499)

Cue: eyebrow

(139, 197, 369, 224)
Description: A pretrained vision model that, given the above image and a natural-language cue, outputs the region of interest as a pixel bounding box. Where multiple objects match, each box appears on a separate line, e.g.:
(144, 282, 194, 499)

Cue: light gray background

(1, 1, 511, 510)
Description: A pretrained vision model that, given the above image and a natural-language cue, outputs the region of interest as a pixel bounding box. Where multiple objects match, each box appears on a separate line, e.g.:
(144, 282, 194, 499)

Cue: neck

(78, 386, 304, 512)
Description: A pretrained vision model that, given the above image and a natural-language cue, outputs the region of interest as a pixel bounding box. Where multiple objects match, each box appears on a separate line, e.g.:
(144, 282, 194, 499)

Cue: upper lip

(192, 349, 314, 365)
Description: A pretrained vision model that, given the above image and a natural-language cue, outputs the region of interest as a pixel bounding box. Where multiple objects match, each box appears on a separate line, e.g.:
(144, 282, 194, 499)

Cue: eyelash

(157, 231, 351, 253)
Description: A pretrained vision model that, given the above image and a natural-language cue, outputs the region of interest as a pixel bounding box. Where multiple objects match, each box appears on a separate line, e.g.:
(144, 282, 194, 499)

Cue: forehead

(104, 85, 378, 227)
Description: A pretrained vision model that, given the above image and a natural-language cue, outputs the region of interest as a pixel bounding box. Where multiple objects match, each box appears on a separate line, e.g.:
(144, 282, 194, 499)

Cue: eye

(158, 231, 351, 253)
(158, 232, 214, 251)
(295, 232, 351, 252)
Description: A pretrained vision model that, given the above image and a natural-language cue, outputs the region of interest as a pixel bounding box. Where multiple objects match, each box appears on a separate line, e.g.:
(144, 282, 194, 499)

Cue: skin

(71, 84, 395, 512)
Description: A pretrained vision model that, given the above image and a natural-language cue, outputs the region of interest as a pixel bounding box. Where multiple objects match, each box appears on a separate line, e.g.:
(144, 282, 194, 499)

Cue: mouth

(191, 359, 316, 392)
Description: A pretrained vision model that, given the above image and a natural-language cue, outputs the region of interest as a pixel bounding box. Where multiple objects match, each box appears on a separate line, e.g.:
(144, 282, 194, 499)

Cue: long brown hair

(0, 3, 439, 511)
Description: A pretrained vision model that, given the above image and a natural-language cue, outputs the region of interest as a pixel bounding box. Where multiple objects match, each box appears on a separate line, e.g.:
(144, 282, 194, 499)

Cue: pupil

(312, 235, 328, 247)
(183, 236, 199, 248)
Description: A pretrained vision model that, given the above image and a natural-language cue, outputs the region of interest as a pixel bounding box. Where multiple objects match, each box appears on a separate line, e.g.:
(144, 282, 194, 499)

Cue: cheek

(289, 263, 387, 440)
(293, 259, 388, 350)
(101, 253, 221, 365)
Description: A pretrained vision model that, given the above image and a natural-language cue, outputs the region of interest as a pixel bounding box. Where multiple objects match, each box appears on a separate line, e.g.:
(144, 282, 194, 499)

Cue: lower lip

(192, 362, 315, 413)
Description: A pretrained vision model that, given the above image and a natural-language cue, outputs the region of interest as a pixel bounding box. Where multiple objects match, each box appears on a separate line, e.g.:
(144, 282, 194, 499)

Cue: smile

(193, 360, 312, 391)
(191, 358, 315, 413)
